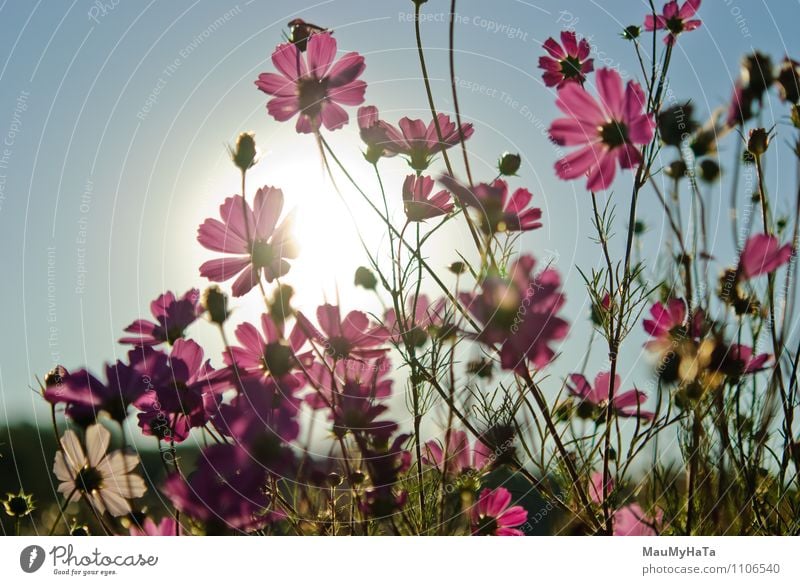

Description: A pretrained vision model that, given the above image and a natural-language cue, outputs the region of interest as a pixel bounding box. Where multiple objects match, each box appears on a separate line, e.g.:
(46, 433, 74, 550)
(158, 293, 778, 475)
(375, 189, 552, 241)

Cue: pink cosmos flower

(379, 114, 474, 171)
(402, 175, 453, 222)
(119, 289, 201, 346)
(539, 31, 594, 87)
(296, 304, 389, 361)
(642, 298, 687, 353)
(613, 503, 663, 536)
(440, 175, 542, 233)
(727, 344, 771, 374)
(197, 186, 297, 297)
(461, 255, 569, 370)
(213, 377, 300, 475)
(332, 377, 398, 440)
(423, 430, 491, 476)
(589, 471, 614, 504)
(45, 348, 165, 425)
(136, 339, 229, 443)
(255, 32, 366, 133)
(738, 233, 793, 280)
(358, 105, 395, 164)
(164, 444, 281, 533)
(304, 357, 393, 410)
(383, 294, 448, 348)
(644, 0, 702, 46)
(130, 517, 180, 536)
(567, 372, 654, 420)
(550, 68, 654, 191)
(471, 487, 527, 536)
(223, 313, 312, 384)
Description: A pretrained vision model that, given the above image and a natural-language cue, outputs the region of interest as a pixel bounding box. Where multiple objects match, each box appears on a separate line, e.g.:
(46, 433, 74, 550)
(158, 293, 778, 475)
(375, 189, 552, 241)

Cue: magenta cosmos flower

(738, 233, 793, 281)
(461, 255, 569, 370)
(641, 298, 703, 354)
(589, 470, 614, 504)
(358, 105, 396, 164)
(164, 444, 281, 533)
(567, 372, 654, 420)
(550, 68, 654, 191)
(197, 186, 297, 297)
(296, 304, 389, 361)
(130, 517, 180, 536)
(539, 31, 594, 88)
(379, 114, 474, 172)
(304, 356, 393, 410)
(644, 0, 702, 46)
(136, 339, 229, 443)
(45, 348, 164, 425)
(613, 503, 663, 536)
(441, 175, 542, 234)
(471, 487, 527, 536)
(255, 32, 366, 133)
(119, 289, 201, 346)
(224, 312, 312, 384)
(423, 430, 491, 476)
(402, 175, 453, 222)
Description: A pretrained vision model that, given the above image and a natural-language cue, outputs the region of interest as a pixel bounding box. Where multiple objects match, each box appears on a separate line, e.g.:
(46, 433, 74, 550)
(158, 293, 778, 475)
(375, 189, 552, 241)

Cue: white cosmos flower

(53, 424, 147, 517)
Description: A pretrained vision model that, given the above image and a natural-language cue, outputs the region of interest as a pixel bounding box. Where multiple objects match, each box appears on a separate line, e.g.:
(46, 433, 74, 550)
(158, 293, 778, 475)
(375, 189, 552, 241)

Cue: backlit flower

(613, 503, 662, 535)
(255, 32, 366, 133)
(550, 68, 654, 191)
(471, 487, 527, 536)
(460, 255, 569, 370)
(53, 424, 146, 517)
(198, 186, 297, 297)
(224, 313, 312, 384)
(441, 175, 542, 233)
(163, 444, 280, 533)
(379, 114, 474, 171)
(423, 430, 491, 476)
(738, 233, 793, 280)
(567, 372, 654, 420)
(539, 31, 594, 87)
(402, 174, 453, 222)
(296, 304, 389, 361)
(130, 517, 180, 536)
(136, 339, 229, 443)
(119, 289, 201, 346)
(644, 0, 702, 46)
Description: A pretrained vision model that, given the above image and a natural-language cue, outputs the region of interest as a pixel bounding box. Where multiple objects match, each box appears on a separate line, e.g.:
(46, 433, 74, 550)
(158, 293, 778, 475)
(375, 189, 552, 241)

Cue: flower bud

(747, 128, 770, 156)
(269, 284, 295, 325)
(448, 261, 466, 275)
(776, 58, 800, 104)
(664, 160, 687, 179)
(658, 103, 697, 148)
(621, 25, 640, 40)
(741, 51, 774, 97)
(44, 365, 68, 388)
(354, 266, 378, 290)
(202, 286, 229, 325)
(325, 472, 343, 487)
(497, 152, 521, 176)
(698, 159, 721, 183)
(230, 132, 257, 171)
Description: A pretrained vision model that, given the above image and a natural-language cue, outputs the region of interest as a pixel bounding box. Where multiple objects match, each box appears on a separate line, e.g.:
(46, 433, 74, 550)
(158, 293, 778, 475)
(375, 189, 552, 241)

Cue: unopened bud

(231, 132, 257, 171)
(354, 266, 378, 290)
(202, 286, 229, 325)
(497, 152, 521, 176)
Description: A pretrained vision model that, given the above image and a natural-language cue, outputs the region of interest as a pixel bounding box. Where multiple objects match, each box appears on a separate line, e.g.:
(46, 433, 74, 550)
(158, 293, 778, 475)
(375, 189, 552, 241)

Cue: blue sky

(1, 0, 799, 428)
